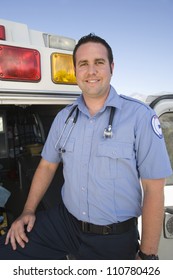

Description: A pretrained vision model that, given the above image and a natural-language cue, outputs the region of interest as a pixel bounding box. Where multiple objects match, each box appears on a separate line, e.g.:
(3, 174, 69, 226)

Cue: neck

(83, 92, 109, 116)
(84, 98, 105, 116)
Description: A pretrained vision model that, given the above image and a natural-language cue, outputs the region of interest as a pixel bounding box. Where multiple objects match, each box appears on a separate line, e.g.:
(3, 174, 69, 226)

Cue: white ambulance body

(0, 19, 172, 259)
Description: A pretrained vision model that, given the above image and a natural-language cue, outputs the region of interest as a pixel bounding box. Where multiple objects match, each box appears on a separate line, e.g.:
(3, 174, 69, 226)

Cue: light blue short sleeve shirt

(42, 86, 172, 225)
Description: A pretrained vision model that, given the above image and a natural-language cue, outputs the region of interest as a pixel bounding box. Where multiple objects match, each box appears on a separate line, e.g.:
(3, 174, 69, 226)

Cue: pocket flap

(97, 141, 133, 159)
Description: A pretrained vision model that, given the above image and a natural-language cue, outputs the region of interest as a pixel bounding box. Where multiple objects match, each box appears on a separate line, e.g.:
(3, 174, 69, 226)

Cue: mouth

(86, 79, 100, 84)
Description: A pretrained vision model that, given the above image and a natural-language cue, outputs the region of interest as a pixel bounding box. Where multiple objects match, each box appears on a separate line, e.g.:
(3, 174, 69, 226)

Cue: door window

(160, 112, 173, 185)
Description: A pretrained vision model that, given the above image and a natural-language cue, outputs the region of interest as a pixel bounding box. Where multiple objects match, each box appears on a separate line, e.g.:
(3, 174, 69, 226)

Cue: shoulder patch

(151, 115, 163, 138)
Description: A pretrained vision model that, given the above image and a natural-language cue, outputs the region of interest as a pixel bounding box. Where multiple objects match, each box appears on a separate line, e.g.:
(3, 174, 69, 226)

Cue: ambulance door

(150, 95, 173, 259)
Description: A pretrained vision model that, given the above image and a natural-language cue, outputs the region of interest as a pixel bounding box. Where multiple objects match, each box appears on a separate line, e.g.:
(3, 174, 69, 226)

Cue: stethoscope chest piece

(103, 125, 113, 138)
(103, 107, 116, 138)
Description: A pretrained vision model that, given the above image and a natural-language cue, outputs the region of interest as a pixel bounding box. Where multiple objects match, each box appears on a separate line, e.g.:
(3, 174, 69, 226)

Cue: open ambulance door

(149, 94, 173, 259)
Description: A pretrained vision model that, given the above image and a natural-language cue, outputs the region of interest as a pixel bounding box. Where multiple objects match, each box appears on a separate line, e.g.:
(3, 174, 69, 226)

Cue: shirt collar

(73, 85, 122, 115)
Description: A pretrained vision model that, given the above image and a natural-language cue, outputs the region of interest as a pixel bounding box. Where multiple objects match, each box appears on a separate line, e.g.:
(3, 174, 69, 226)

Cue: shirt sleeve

(41, 111, 64, 163)
(135, 107, 172, 179)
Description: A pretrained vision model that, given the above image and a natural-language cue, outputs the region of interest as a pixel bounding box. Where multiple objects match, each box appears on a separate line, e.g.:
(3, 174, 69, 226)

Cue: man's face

(74, 42, 114, 100)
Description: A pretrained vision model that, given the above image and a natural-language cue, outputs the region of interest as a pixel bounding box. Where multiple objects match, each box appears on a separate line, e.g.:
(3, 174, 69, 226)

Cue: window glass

(160, 112, 173, 185)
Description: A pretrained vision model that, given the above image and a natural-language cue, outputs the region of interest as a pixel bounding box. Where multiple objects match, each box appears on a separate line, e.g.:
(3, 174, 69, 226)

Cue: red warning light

(0, 45, 41, 82)
(0, 25, 5, 40)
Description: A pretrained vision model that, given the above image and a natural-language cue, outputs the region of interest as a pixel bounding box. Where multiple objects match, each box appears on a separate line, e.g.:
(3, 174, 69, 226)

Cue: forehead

(75, 42, 108, 60)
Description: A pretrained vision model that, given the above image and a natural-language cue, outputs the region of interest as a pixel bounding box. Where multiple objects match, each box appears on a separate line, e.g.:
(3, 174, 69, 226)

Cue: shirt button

(82, 211, 86, 215)
(82, 187, 85, 191)
(90, 119, 95, 123)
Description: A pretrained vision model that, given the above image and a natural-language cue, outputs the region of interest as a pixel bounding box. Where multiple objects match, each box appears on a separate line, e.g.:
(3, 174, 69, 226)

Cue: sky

(0, 0, 173, 97)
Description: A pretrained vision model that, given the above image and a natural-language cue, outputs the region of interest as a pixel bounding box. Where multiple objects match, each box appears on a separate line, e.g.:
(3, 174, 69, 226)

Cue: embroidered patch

(151, 115, 163, 138)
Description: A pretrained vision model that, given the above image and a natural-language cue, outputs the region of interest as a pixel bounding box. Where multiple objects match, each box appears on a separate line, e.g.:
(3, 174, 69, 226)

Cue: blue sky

(1, 0, 173, 96)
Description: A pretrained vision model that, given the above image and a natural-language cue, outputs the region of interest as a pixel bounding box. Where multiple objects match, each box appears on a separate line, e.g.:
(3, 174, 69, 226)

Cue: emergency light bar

(0, 45, 41, 82)
(43, 33, 76, 51)
(0, 25, 5, 40)
(51, 53, 77, 84)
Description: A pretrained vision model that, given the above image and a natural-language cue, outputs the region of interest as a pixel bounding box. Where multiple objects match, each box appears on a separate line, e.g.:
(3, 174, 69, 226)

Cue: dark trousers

(0, 203, 139, 260)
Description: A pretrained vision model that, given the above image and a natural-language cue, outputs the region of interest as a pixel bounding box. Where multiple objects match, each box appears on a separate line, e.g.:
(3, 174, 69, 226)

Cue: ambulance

(0, 19, 172, 259)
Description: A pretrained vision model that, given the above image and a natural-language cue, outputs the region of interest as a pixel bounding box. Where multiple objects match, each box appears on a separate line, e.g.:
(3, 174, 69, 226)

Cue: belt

(76, 217, 137, 235)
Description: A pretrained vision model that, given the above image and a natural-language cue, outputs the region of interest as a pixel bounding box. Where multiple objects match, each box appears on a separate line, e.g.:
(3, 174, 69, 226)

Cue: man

(0, 34, 172, 259)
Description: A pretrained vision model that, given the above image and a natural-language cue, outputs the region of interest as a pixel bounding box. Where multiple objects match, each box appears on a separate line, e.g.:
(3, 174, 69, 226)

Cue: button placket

(79, 117, 95, 220)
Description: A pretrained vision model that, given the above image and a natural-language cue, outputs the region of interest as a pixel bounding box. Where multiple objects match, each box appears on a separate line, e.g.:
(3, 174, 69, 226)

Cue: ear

(74, 67, 76, 76)
(110, 62, 114, 75)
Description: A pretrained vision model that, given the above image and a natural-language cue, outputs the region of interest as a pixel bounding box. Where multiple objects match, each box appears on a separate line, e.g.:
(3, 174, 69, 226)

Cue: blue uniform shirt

(42, 86, 172, 225)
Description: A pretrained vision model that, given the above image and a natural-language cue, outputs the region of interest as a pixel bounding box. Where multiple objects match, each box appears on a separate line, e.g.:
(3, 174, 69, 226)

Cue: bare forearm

(23, 159, 59, 213)
(140, 179, 165, 255)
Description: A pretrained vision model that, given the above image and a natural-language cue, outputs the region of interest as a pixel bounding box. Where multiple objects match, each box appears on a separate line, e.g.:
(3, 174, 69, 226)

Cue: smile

(86, 79, 100, 83)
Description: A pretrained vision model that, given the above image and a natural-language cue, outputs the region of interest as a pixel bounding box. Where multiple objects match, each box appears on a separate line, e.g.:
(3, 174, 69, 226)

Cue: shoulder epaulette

(120, 94, 150, 109)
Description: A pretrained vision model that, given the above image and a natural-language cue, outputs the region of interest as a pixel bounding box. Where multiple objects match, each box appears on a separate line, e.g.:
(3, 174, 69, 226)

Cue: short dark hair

(73, 33, 114, 68)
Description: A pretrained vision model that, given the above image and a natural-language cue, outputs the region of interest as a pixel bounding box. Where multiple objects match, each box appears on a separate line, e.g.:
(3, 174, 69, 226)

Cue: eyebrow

(77, 58, 106, 65)
(95, 58, 106, 63)
(77, 59, 88, 66)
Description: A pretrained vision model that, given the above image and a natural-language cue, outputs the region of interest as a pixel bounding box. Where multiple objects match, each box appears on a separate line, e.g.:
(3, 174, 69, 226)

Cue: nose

(87, 64, 97, 75)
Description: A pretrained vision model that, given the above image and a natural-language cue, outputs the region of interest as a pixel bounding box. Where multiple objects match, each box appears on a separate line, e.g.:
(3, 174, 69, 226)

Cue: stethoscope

(55, 105, 116, 154)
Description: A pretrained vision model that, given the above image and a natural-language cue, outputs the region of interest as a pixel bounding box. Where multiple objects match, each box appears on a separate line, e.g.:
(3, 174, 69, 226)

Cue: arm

(6, 158, 59, 249)
(24, 158, 59, 213)
(138, 178, 165, 258)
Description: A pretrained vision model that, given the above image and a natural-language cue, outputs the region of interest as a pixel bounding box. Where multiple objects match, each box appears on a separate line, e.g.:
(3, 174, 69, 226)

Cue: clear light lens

(43, 33, 76, 51)
(0, 45, 41, 82)
(51, 53, 76, 84)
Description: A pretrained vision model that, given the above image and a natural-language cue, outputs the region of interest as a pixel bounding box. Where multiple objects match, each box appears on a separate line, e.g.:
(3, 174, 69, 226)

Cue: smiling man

(0, 33, 172, 260)
(74, 41, 113, 105)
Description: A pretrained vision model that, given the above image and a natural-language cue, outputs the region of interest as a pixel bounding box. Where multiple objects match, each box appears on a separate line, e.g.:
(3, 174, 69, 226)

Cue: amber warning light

(51, 53, 76, 84)
(0, 45, 41, 82)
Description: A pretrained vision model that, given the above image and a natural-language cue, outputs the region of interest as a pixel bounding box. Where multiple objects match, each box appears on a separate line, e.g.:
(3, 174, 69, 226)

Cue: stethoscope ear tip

(59, 148, 66, 153)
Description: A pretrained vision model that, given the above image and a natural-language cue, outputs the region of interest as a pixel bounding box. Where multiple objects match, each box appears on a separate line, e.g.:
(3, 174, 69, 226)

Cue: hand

(5, 210, 36, 250)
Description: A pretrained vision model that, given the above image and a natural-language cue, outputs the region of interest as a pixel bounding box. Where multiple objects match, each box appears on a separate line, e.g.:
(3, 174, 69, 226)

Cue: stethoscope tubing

(55, 105, 116, 153)
(55, 105, 79, 153)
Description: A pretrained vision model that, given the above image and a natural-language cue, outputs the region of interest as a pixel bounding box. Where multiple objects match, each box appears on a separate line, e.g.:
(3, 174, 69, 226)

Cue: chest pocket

(96, 141, 133, 179)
